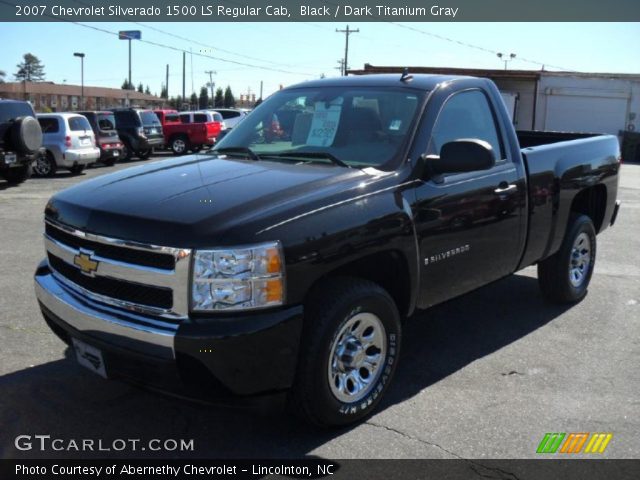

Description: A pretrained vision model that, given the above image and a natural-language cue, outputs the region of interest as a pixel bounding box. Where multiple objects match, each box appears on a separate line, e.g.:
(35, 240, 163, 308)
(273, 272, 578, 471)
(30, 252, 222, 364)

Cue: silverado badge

(73, 252, 98, 276)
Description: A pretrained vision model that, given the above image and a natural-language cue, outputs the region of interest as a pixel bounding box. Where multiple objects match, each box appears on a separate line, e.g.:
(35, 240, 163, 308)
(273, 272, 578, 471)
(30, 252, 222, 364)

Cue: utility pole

(182, 51, 186, 103)
(259, 80, 263, 101)
(165, 64, 169, 99)
(335, 25, 359, 76)
(73, 53, 85, 110)
(335, 59, 345, 76)
(205, 70, 216, 108)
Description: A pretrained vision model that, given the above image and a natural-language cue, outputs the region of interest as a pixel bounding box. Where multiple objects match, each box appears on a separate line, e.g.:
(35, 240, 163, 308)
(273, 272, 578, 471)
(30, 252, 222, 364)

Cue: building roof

(348, 64, 640, 81)
(0, 81, 160, 101)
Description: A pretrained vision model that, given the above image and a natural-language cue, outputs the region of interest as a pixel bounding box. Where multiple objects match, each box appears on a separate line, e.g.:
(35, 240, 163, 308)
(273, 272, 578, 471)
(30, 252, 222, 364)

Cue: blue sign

(118, 30, 141, 40)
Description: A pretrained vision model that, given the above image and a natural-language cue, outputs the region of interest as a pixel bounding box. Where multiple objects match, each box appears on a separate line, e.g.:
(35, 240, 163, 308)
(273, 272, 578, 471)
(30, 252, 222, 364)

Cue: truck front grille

(43, 220, 191, 318)
(47, 253, 173, 309)
(45, 223, 175, 270)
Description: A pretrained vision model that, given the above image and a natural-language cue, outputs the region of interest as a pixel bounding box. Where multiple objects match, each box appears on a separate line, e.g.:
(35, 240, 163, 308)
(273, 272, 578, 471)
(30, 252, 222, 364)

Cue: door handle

(494, 182, 517, 194)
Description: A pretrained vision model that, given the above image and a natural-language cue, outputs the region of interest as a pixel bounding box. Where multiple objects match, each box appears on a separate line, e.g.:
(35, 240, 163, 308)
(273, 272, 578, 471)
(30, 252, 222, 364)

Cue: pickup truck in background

(35, 74, 620, 427)
(158, 111, 223, 155)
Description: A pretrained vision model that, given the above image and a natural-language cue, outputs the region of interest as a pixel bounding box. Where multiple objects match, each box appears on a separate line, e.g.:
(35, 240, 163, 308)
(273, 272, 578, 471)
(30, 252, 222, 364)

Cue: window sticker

(389, 119, 402, 131)
(307, 102, 342, 146)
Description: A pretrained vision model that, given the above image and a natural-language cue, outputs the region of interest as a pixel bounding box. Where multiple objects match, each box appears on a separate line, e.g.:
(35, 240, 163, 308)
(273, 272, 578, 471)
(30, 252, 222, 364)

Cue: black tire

(170, 136, 189, 155)
(33, 151, 57, 177)
(138, 148, 152, 160)
(102, 157, 117, 167)
(538, 214, 596, 304)
(69, 165, 85, 175)
(290, 277, 401, 427)
(2, 164, 32, 185)
(10, 116, 42, 154)
(121, 143, 133, 161)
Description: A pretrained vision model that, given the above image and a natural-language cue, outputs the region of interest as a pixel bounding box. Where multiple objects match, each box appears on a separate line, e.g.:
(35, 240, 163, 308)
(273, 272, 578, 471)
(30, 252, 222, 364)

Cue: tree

(223, 86, 236, 108)
(137, 83, 144, 93)
(144, 85, 151, 95)
(0, 70, 5, 83)
(189, 92, 198, 109)
(14, 53, 46, 82)
(121, 79, 135, 90)
(254, 98, 263, 107)
(198, 86, 209, 109)
(214, 87, 224, 108)
(160, 83, 168, 99)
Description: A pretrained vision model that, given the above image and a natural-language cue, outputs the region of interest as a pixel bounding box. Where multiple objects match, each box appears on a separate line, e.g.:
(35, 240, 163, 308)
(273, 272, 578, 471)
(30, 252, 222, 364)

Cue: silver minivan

(35, 113, 100, 176)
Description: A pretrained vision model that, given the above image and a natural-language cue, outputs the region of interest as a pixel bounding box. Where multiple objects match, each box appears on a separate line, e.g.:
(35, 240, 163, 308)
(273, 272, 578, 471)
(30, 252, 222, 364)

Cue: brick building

(0, 81, 164, 112)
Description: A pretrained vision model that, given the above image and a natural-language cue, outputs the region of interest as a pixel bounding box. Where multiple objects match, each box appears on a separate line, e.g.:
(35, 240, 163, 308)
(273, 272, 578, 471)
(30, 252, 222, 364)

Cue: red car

(155, 110, 223, 155)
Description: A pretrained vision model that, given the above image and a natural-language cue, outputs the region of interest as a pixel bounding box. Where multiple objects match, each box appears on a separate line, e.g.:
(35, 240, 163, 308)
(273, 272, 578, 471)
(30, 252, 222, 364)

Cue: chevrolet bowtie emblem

(74, 252, 99, 275)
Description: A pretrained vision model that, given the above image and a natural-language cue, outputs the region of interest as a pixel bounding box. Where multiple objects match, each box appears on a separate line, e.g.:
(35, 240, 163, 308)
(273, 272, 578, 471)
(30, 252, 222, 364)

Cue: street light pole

(74, 52, 85, 110)
(497, 52, 516, 70)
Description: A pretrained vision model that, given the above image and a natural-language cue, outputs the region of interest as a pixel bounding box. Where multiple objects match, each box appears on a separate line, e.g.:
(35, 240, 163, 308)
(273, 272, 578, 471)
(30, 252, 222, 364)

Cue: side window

(179, 114, 191, 124)
(38, 117, 59, 133)
(193, 114, 208, 123)
(429, 90, 504, 162)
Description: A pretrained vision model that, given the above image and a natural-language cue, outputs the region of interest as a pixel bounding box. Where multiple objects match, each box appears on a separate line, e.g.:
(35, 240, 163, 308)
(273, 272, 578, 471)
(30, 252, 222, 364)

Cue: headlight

(191, 241, 284, 311)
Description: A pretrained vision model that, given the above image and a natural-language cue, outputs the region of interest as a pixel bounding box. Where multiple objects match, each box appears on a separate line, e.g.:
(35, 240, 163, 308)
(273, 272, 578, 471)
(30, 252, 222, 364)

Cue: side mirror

(423, 139, 496, 176)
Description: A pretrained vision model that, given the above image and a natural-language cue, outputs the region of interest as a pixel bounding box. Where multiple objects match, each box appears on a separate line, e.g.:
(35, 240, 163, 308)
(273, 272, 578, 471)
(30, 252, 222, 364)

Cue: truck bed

(516, 131, 620, 269)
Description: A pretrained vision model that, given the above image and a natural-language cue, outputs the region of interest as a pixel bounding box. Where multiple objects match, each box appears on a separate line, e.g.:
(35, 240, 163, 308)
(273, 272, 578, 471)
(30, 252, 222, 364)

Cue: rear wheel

(2, 164, 32, 185)
(34, 151, 56, 177)
(121, 143, 133, 161)
(538, 214, 596, 303)
(138, 148, 152, 160)
(102, 157, 117, 167)
(171, 136, 189, 155)
(69, 165, 85, 175)
(290, 277, 401, 427)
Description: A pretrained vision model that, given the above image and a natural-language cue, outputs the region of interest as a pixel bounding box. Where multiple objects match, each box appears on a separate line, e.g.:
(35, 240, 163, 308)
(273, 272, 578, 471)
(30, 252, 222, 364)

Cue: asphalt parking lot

(0, 156, 638, 460)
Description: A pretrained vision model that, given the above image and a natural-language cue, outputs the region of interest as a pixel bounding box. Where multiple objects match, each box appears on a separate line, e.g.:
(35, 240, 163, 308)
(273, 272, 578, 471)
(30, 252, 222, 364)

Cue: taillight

(65, 136, 72, 147)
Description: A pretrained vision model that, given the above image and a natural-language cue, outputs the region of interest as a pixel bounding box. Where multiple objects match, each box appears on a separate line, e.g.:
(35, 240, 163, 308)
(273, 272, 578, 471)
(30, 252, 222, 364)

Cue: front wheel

(291, 277, 401, 427)
(538, 214, 596, 303)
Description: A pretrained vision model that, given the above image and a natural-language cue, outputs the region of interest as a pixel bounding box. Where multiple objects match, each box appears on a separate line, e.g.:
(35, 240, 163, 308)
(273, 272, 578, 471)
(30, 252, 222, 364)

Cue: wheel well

(570, 184, 607, 232)
(310, 250, 412, 318)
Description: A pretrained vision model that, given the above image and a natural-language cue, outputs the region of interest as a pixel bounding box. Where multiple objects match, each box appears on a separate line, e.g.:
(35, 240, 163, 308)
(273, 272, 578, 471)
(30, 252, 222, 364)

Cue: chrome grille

(44, 220, 191, 319)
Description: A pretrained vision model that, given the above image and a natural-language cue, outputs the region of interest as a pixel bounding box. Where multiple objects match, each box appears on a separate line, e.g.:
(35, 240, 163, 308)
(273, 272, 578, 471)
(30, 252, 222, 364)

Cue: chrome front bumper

(35, 268, 176, 360)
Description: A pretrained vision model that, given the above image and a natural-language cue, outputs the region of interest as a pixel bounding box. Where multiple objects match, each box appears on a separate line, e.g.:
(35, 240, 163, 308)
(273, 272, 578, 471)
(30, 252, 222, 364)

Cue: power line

(388, 22, 578, 72)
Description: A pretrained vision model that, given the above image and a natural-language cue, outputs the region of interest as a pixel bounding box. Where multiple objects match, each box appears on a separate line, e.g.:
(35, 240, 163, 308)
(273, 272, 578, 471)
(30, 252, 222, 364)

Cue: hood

(45, 154, 368, 247)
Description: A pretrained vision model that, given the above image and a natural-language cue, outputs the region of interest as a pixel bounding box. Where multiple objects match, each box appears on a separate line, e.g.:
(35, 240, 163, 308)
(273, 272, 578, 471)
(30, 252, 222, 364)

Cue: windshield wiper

(214, 147, 261, 161)
(263, 151, 351, 168)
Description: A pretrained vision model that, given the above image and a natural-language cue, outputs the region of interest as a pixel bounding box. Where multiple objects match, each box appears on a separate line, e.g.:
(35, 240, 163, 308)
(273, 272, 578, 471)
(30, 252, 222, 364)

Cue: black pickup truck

(35, 74, 620, 426)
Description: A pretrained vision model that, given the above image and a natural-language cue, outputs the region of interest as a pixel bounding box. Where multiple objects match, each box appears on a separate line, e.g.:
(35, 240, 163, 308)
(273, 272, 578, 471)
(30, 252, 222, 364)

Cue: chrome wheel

(34, 155, 52, 176)
(569, 232, 591, 287)
(328, 312, 387, 403)
(172, 138, 186, 154)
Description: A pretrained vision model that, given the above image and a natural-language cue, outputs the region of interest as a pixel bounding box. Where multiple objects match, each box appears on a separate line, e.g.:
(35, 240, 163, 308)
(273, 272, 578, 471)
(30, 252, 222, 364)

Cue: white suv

(210, 108, 248, 130)
(35, 113, 100, 176)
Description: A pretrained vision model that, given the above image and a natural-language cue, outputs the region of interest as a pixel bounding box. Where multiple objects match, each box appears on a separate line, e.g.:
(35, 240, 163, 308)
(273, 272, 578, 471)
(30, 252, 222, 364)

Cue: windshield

(140, 111, 160, 126)
(214, 86, 425, 169)
(97, 112, 116, 131)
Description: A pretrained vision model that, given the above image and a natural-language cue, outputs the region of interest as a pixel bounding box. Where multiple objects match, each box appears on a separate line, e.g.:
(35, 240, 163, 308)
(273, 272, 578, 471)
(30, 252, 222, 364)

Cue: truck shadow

(1, 272, 573, 459)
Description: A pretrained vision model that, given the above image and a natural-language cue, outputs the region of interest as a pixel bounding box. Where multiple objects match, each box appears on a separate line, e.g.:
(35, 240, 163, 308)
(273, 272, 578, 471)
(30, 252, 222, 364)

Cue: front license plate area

(72, 338, 108, 378)
(4, 154, 17, 165)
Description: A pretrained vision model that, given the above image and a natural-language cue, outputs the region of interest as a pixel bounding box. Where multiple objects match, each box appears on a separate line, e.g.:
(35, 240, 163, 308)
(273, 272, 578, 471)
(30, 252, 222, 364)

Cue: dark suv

(0, 99, 43, 185)
(78, 111, 124, 166)
(111, 108, 164, 160)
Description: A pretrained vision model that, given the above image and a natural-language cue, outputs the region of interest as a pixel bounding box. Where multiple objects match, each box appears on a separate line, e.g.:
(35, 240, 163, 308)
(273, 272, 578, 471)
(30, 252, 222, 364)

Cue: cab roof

(286, 73, 474, 91)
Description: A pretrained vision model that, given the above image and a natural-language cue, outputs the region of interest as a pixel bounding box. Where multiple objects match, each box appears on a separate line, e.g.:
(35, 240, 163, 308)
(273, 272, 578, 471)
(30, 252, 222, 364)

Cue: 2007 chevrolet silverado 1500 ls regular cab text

(34, 74, 621, 426)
